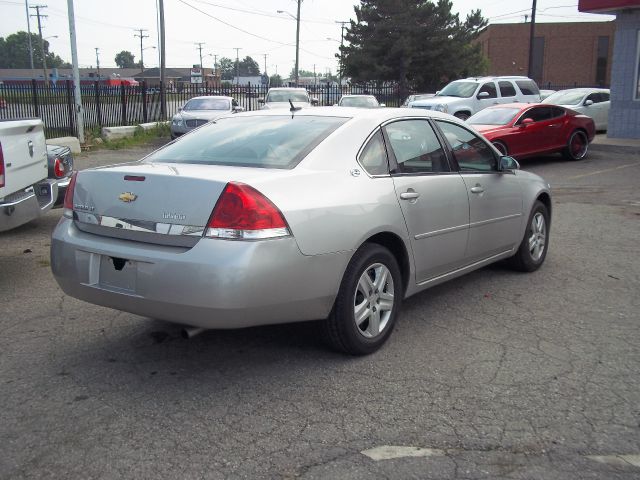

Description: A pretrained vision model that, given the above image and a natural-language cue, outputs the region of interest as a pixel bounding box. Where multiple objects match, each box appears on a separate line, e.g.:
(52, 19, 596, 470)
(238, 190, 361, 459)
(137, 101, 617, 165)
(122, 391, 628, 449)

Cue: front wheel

(563, 130, 589, 160)
(508, 201, 550, 272)
(454, 112, 470, 121)
(322, 244, 402, 355)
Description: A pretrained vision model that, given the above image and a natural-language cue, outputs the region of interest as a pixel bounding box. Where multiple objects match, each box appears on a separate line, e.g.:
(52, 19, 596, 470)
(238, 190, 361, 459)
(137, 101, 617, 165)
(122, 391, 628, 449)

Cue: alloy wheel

(353, 263, 395, 338)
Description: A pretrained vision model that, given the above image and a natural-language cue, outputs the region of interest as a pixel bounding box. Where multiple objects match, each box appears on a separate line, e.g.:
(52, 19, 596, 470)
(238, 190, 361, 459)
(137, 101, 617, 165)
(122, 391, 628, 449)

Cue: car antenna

(289, 99, 301, 116)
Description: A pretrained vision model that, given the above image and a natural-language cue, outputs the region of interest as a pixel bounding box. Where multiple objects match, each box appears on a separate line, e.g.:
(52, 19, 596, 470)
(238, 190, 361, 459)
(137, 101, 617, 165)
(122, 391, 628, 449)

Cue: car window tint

(515, 80, 540, 96)
(436, 121, 496, 172)
(498, 81, 517, 97)
(149, 115, 348, 169)
(478, 82, 497, 98)
(384, 120, 449, 174)
(520, 106, 552, 123)
(358, 130, 389, 175)
(586, 93, 601, 103)
(600, 92, 610, 101)
(551, 107, 565, 118)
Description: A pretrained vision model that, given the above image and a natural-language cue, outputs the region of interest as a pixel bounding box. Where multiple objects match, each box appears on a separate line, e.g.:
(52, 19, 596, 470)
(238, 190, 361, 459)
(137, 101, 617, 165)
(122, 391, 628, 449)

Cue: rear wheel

(322, 244, 402, 355)
(563, 130, 588, 160)
(492, 141, 508, 156)
(508, 201, 550, 272)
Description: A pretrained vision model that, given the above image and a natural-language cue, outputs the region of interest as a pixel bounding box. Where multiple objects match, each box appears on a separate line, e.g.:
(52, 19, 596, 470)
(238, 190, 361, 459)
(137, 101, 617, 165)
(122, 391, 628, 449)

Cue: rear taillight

(0, 142, 5, 188)
(206, 182, 290, 240)
(54, 157, 65, 178)
(62, 171, 77, 218)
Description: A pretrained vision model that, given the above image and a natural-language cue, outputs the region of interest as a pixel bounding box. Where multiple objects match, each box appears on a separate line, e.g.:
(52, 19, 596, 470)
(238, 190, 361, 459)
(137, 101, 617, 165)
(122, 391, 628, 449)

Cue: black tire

(562, 130, 589, 160)
(492, 141, 508, 156)
(508, 201, 550, 272)
(322, 243, 403, 355)
(454, 112, 470, 121)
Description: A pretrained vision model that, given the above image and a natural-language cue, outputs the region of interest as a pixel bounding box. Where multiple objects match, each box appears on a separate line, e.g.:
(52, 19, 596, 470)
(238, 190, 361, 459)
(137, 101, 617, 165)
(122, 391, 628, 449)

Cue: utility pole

(30, 5, 48, 86)
(134, 28, 149, 69)
(313, 64, 316, 87)
(158, 0, 166, 119)
(94, 47, 100, 79)
(234, 47, 241, 87)
(294, 0, 301, 86)
(66, 0, 84, 144)
(263, 54, 268, 76)
(527, 0, 537, 79)
(335, 20, 349, 86)
(195, 42, 205, 68)
(24, 0, 34, 74)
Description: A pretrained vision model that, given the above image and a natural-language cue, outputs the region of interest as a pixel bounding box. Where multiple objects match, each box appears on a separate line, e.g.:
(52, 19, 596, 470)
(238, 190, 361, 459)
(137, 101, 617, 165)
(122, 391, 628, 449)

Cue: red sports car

(468, 103, 596, 160)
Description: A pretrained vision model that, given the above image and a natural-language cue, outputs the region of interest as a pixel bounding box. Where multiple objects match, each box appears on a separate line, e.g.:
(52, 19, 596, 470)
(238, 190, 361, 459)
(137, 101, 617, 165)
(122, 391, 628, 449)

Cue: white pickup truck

(1, 118, 57, 232)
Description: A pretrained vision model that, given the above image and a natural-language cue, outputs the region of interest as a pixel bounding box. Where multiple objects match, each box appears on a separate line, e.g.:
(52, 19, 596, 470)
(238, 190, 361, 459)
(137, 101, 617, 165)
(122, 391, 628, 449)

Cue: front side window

(358, 130, 389, 176)
(586, 93, 602, 104)
(478, 82, 497, 99)
(384, 120, 449, 174)
(149, 115, 348, 169)
(518, 106, 552, 123)
(436, 121, 496, 172)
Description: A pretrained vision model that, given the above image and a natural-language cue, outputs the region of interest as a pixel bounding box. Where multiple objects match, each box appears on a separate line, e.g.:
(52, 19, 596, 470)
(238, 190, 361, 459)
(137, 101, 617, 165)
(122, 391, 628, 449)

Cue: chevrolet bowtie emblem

(118, 192, 138, 203)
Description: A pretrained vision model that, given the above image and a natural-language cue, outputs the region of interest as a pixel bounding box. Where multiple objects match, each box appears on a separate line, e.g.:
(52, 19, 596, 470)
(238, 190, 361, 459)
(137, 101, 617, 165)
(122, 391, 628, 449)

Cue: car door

(383, 119, 470, 283)
(513, 106, 563, 156)
(497, 81, 518, 105)
(435, 120, 523, 264)
(584, 92, 608, 130)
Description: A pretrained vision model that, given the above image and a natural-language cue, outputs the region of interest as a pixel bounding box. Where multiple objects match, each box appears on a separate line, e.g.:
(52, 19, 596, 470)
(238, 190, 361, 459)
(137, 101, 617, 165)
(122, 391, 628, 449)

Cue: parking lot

(1, 140, 639, 479)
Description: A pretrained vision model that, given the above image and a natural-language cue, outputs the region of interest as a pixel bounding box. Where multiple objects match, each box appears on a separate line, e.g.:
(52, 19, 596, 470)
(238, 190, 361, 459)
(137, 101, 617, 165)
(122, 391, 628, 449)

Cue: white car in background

(259, 88, 318, 110)
(410, 76, 541, 120)
(542, 88, 610, 131)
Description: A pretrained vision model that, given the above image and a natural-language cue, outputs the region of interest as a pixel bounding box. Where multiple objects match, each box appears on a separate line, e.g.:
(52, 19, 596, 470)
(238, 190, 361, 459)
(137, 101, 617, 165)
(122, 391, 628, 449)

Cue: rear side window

(149, 115, 348, 169)
(516, 80, 541, 96)
(384, 120, 449, 174)
(498, 81, 517, 97)
(358, 130, 389, 175)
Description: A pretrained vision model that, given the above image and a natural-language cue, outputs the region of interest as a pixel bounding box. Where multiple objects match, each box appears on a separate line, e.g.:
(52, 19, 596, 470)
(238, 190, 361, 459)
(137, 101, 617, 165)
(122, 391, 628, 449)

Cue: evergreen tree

(0, 31, 70, 69)
(341, 0, 487, 94)
(114, 51, 136, 68)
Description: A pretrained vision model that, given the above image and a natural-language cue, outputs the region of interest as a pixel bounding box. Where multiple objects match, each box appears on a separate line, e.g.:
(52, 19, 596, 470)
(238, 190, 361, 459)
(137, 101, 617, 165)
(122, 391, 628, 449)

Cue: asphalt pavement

(1, 139, 639, 479)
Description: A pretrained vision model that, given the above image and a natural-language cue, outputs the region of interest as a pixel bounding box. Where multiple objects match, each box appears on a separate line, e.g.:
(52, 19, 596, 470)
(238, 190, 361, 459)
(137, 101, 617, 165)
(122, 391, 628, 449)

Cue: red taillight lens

(54, 157, 65, 178)
(206, 182, 289, 239)
(63, 171, 78, 214)
(0, 141, 5, 188)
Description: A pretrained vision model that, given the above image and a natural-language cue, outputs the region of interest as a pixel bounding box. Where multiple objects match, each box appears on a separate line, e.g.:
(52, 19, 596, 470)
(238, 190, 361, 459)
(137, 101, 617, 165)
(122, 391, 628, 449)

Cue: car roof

(267, 87, 307, 91)
(229, 106, 454, 123)
(188, 95, 233, 101)
(340, 94, 376, 99)
(552, 88, 610, 94)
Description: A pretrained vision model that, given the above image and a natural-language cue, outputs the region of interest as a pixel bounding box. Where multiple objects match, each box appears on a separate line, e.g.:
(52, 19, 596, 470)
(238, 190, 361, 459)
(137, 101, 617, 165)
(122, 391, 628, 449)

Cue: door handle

(470, 186, 484, 194)
(400, 191, 420, 200)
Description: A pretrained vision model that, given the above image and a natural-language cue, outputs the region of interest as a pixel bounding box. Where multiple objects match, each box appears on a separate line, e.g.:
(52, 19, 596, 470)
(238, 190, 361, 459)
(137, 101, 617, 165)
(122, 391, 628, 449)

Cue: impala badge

(118, 192, 138, 203)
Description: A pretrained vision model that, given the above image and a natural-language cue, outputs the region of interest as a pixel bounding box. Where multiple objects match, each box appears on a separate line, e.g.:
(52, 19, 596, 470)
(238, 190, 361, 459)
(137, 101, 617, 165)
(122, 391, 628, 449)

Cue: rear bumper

(0, 180, 57, 232)
(51, 218, 351, 329)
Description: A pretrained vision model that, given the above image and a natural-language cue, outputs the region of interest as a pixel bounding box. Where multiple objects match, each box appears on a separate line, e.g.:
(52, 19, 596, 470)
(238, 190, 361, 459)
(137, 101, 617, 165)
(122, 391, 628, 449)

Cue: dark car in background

(46, 144, 74, 206)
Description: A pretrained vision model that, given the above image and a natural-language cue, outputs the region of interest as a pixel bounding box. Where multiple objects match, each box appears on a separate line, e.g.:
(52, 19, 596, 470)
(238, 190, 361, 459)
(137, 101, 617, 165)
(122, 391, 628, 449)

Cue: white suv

(410, 76, 541, 120)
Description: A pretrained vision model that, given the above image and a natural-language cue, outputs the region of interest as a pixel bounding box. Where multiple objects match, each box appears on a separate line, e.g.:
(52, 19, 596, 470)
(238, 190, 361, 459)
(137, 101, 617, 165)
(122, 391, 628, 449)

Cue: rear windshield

(149, 115, 348, 169)
(339, 96, 379, 108)
(266, 90, 310, 103)
(468, 107, 521, 125)
(184, 98, 230, 111)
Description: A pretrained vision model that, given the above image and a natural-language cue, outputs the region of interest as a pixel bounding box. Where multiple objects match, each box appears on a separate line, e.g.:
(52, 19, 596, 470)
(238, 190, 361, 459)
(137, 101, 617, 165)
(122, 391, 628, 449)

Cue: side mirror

(435, 90, 441, 95)
(258, 98, 265, 104)
(584, 99, 594, 106)
(311, 98, 319, 105)
(380, 103, 386, 107)
(499, 156, 520, 172)
(477, 91, 490, 99)
(519, 118, 534, 128)
(178, 107, 183, 112)
(233, 106, 244, 112)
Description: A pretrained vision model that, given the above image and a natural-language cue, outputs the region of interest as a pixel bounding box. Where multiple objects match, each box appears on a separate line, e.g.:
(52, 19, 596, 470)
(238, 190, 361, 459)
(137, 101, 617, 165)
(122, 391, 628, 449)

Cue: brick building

(477, 21, 616, 88)
(579, 0, 640, 139)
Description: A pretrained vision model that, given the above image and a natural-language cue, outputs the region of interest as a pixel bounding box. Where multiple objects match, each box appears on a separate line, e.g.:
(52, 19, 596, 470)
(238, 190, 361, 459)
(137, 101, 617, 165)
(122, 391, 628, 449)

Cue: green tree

(0, 31, 70, 69)
(218, 57, 235, 80)
(269, 74, 283, 87)
(341, 0, 487, 94)
(238, 56, 260, 76)
(114, 50, 136, 68)
(219, 56, 261, 79)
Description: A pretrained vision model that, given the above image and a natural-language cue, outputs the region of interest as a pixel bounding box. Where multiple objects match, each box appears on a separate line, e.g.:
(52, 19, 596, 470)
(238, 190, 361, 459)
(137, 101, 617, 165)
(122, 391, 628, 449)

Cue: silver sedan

(51, 108, 551, 355)
(170, 96, 243, 139)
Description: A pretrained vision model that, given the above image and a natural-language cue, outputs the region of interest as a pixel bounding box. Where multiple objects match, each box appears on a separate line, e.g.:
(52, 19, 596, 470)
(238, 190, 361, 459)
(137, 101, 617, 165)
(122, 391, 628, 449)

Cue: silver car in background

(170, 96, 242, 139)
(51, 108, 552, 355)
(542, 88, 610, 131)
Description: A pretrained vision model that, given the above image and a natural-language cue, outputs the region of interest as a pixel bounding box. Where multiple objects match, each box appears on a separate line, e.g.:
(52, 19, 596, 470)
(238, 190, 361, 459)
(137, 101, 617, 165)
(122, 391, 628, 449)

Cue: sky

(1, 0, 615, 77)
